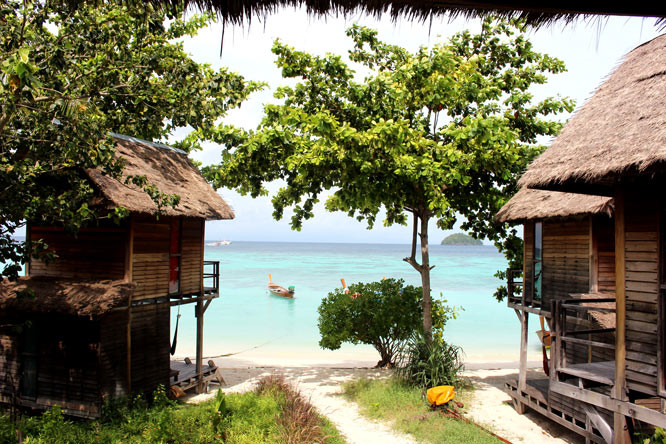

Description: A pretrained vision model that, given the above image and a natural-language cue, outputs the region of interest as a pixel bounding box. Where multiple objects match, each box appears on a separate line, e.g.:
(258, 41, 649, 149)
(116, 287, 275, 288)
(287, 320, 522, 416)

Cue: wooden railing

(203, 260, 220, 295)
(506, 268, 524, 306)
(552, 296, 616, 385)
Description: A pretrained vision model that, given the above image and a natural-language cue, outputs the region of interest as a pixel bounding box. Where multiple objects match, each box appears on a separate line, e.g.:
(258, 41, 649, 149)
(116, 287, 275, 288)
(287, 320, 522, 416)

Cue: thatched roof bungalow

(504, 34, 666, 444)
(1, 134, 229, 417)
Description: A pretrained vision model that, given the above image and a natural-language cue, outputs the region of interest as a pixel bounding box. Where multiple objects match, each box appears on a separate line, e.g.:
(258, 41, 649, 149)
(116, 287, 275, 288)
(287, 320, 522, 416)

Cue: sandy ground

(183, 357, 584, 444)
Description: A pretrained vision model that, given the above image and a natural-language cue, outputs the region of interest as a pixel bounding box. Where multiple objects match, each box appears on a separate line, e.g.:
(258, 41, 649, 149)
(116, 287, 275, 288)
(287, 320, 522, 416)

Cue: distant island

(441, 233, 482, 246)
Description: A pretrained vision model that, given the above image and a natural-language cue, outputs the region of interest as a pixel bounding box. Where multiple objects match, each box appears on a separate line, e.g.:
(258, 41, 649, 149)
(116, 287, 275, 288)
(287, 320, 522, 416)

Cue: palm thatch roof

(0, 277, 135, 317)
(159, 0, 666, 26)
(518, 34, 666, 194)
(495, 188, 613, 223)
(87, 134, 234, 221)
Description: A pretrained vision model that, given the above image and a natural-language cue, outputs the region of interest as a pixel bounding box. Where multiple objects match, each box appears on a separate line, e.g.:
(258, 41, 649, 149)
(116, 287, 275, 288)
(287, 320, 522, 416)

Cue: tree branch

(403, 211, 423, 272)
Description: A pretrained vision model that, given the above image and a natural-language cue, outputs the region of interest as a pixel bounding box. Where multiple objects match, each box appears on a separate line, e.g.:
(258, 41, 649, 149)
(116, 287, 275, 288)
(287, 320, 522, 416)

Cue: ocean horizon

(171, 241, 543, 364)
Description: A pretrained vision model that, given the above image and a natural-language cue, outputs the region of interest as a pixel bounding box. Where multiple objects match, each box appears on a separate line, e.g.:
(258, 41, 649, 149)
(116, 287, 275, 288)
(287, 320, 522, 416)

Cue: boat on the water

(268, 274, 295, 298)
(206, 240, 231, 246)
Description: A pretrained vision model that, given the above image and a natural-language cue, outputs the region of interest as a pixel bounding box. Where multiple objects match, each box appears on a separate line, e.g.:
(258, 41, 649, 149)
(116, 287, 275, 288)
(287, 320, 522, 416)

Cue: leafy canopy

(0, 0, 261, 278)
(205, 18, 572, 236)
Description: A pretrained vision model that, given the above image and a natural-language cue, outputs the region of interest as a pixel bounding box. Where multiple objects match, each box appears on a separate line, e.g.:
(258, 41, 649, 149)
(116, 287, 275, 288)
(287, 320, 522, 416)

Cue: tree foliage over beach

(318, 278, 456, 368)
(206, 18, 574, 338)
(0, 0, 260, 279)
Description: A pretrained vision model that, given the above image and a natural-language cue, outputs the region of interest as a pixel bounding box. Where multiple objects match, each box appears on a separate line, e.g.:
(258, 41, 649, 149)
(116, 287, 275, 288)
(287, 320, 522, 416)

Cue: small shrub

(397, 332, 464, 389)
(318, 278, 457, 367)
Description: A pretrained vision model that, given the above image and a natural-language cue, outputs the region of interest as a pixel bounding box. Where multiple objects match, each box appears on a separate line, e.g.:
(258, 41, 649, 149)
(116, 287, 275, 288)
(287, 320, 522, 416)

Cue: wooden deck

(505, 378, 607, 443)
(557, 361, 614, 386)
(170, 359, 225, 393)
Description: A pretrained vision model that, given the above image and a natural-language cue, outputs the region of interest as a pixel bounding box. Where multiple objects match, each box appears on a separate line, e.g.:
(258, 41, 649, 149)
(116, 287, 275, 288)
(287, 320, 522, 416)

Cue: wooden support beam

(614, 190, 628, 444)
(513, 308, 523, 322)
(551, 380, 666, 429)
(195, 218, 205, 394)
(518, 310, 529, 414)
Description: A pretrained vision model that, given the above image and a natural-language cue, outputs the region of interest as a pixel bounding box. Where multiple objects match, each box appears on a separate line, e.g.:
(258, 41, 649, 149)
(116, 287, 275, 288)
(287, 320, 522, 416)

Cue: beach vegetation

(206, 18, 574, 340)
(342, 377, 502, 444)
(0, 0, 261, 279)
(397, 332, 464, 388)
(318, 278, 457, 367)
(0, 378, 344, 444)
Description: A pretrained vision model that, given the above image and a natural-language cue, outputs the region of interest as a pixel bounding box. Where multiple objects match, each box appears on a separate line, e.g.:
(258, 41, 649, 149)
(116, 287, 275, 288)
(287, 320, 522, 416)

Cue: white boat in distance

(205, 240, 232, 246)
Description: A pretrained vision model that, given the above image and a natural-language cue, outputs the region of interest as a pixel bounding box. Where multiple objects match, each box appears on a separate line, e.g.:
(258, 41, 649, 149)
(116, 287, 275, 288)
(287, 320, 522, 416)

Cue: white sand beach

(185, 356, 583, 444)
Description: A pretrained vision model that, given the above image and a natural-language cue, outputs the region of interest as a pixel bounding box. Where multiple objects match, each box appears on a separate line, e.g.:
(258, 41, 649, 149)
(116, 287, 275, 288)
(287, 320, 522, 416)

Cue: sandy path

(186, 364, 584, 444)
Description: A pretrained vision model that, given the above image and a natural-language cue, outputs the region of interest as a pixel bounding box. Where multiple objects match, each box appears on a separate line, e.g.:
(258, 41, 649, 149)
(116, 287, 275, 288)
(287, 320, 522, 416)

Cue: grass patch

(0, 378, 346, 444)
(342, 377, 502, 444)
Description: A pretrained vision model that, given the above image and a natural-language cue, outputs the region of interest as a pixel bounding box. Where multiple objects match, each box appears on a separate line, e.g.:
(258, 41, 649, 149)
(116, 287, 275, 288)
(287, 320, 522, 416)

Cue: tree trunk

(420, 214, 432, 342)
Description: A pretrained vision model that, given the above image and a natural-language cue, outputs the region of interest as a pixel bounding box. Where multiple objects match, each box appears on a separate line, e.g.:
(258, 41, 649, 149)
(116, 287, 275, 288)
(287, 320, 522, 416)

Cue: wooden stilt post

(195, 218, 205, 393)
(614, 190, 629, 444)
(517, 310, 529, 414)
(195, 299, 203, 393)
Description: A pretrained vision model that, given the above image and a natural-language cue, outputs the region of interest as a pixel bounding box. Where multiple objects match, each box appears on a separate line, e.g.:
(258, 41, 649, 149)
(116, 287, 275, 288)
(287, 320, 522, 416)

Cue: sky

(173, 9, 662, 244)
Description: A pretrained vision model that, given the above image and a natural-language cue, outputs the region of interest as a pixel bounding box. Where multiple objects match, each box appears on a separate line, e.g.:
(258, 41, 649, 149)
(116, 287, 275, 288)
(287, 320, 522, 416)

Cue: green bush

(318, 278, 456, 367)
(397, 332, 464, 389)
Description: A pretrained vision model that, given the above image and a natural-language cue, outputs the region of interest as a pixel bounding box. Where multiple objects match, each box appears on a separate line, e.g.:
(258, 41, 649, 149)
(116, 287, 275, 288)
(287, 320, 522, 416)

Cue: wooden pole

(195, 218, 205, 393)
(126, 216, 135, 395)
(613, 190, 628, 444)
(517, 310, 529, 414)
(589, 216, 599, 294)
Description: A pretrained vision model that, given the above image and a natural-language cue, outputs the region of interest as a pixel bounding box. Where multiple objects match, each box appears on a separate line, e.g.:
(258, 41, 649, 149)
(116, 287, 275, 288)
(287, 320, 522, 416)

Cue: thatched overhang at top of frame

(495, 188, 613, 223)
(87, 134, 234, 221)
(0, 277, 136, 317)
(154, 0, 666, 27)
(518, 34, 666, 195)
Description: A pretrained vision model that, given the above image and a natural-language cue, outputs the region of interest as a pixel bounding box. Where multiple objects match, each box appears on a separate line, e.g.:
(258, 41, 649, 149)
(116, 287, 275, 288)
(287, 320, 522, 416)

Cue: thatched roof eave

(152, 0, 666, 27)
(495, 188, 613, 223)
(0, 277, 136, 317)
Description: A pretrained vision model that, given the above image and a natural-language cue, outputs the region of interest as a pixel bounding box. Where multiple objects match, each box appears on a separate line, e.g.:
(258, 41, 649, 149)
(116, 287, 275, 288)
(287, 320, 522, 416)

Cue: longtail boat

(268, 274, 295, 298)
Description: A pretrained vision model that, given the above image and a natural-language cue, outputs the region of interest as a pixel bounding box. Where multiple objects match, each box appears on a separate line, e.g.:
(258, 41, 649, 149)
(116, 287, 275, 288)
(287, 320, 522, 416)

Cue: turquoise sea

(172, 242, 541, 364)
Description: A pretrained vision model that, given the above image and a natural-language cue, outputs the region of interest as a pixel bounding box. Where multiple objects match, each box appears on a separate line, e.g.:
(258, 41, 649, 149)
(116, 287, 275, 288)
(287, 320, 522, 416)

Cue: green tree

(205, 18, 573, 339)
(0, 0, 261, 278)
(318, 278, 456, 367)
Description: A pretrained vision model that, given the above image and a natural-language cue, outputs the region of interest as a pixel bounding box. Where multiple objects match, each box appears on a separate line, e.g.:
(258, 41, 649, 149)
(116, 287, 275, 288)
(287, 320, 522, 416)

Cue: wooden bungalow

(507, 34, 666, 443)
(497, 188, 617, 442)
(0, 133, 233, 418)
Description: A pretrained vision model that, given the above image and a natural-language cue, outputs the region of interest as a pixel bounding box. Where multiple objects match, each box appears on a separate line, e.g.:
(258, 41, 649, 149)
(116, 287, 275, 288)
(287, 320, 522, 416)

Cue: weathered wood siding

(99, 311, 129, 399)
(524, 222, 534, 304)
(596, 216, 616, 294)
(180, 218, 203, 295)
(542, 220, 590, 309)
(130, 304, 170, 395)
(623, 194, 659, 396)
(132, 217, 170, 301)
(29, 226, 127, 279)
(0, 329, 19, 404)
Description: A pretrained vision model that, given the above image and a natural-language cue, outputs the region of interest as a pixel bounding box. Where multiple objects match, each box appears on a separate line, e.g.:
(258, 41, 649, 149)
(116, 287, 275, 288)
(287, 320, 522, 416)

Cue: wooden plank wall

(596, 216, 616, 294)
(99, 311, 129, 399)
(180, 218, 203, 295)
(29, 226, 126, 279)
(32, 316, 101, 415)
(524, 222, 534, 304)
(132, 217, 170, 301)
(542, 220, 590, 308)
(623, 194, 659, 396)
(130, 304, 170, 395)
(0, 329, 19, 404)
